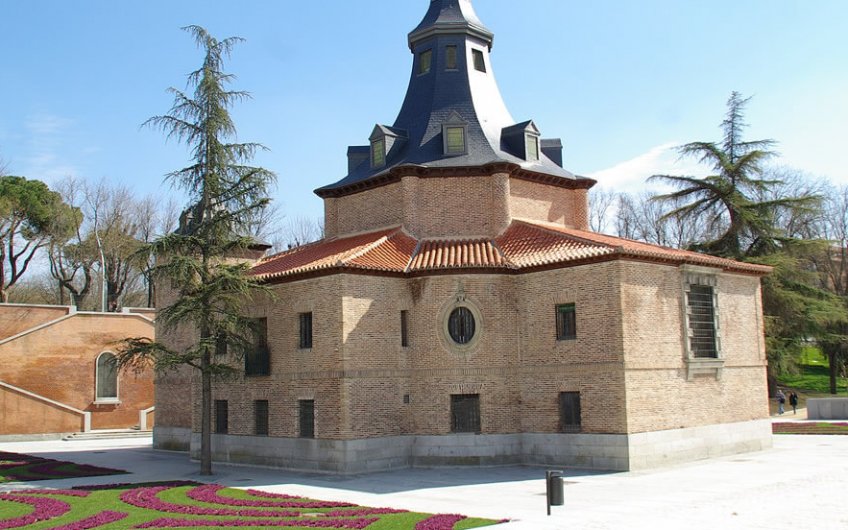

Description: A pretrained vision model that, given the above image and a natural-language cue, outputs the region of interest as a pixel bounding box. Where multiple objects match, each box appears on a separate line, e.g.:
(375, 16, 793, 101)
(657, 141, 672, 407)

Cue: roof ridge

(489, 237, 516, 269)
(512, 220, 618, 250)
(339, 228, 403, 266)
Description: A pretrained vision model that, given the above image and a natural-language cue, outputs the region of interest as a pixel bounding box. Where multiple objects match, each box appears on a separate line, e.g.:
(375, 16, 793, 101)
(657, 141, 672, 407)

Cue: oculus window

(448, 307, 475, 345)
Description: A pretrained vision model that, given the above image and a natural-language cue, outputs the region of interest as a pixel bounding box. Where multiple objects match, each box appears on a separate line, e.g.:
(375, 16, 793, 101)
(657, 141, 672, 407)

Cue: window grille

(448, 307, 475, 345)
(254, 400, 269, 436)
(687, 284, 718, 358)
(401, 310, 409, 347)
(299, 312, 313, 349)
(559, 392, 581, 433)
(215, 400, 229, 434)
(245, 318, 270, 376)
(299, 400, 315, 439)
(555, 304, 577, 341)
(450, 394, 481, 433)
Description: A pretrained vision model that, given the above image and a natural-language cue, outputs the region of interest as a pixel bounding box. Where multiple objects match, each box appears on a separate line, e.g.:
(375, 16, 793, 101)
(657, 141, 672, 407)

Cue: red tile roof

(250, 221, 770, 282)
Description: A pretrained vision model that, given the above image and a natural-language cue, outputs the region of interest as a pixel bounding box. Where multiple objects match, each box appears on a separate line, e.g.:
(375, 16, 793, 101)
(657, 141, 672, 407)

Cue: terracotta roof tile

(409, 239, 507, 271)
(250, 221, 770, 282)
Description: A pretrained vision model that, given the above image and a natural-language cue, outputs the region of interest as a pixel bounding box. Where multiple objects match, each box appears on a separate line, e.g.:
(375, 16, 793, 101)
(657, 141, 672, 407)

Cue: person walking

(789, 391, 799, 414)
(776, 389, 786, 415)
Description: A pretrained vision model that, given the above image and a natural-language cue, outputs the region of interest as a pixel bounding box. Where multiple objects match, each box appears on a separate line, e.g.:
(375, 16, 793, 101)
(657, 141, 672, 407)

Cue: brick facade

(0, 305, 155, 437)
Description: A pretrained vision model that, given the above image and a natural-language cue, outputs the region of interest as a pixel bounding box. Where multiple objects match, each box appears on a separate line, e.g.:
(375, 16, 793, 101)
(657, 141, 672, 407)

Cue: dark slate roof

(315, 0, 591, 198)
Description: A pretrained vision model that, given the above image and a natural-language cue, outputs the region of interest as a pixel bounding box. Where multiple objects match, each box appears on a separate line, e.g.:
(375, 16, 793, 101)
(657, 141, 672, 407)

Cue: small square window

(299, 312, 313, 349)
(299, 399, 315, 439)
(445, 126, 466, 155)
(254, 400, 269, 436)
(401, 310, 409, 347)
(472, 49, 486, 72)
(419, 49, 433, 75)
(371, 138, 386, 168)
(556, 304, 576, 341)
(214, 400, 228, 434)
(445, 45, 458, 70)
(559, 392, 581, 433)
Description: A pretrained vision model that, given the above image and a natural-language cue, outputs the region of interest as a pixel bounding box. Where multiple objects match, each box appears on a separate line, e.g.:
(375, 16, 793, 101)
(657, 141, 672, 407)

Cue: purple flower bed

(134, 517, 379, 528)
(0, 493, 71, 529)
(14, 489, 91, 497)
(44, 511, 128, 530)
(121, 486, 302, 517)
(187, 485, 356, 509)
(0, 452, 127, 483)
(415, 514, 468, 530)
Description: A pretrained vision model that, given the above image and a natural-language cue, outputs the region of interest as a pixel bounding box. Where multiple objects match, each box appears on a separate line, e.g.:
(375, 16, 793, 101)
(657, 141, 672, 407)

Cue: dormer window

(526, 134, 540, 161)
(446, 46, 458, 70)
(419, 49, 433, 75)
(371, 137, 386, 168)
(442, 112, 468, 156)
(472, 49, 486, 72)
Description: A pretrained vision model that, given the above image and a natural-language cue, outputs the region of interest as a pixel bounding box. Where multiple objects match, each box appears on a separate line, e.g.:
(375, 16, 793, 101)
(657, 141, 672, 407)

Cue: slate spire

(316, 0, 587, 198)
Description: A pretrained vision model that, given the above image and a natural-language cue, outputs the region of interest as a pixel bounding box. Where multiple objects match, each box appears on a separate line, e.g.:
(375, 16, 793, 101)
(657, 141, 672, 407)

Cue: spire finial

(408, 0, 494, 51)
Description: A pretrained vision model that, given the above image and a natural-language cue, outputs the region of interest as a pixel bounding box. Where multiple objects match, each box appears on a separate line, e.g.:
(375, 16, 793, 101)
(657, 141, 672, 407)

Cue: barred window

(245, 318, 270, 376)
(299, 312, 313, 349)
(451, 394, 481, 433)
(254, 400, 269, 436)
(687, 285, 717, 358)
(555, 304, 576, 341)
(214, 400, 228, 434)
(559, 392, 581, 433)
(448, 307, 475, 345)
(299, 400, 315, 439)
(401, 310, 409, 347)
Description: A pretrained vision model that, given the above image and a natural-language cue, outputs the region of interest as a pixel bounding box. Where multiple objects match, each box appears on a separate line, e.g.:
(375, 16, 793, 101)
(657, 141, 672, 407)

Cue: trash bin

(548, 471, 564, 506)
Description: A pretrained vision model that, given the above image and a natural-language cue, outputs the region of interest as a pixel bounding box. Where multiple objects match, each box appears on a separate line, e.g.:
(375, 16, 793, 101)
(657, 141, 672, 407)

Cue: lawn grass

(0, 481, 506, 529)
(773, 422, 848, 435)
(776, 348, 848, 395)
(0, 451, 127, 483)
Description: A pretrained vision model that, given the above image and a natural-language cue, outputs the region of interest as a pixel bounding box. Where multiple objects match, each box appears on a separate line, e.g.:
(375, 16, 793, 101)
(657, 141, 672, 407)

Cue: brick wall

(509, 179, 589, 230)
(0, 305, 71, 341)
(0, 309, 155, 433)
(618, 261, 769, 433)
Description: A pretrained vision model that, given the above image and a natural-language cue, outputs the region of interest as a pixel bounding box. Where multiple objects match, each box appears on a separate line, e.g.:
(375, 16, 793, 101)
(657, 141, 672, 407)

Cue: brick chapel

(154, 0, 773, 472)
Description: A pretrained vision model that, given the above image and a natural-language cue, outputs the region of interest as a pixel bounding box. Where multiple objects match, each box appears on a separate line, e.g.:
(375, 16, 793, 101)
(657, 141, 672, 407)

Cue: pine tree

(119, 26, 276, 475)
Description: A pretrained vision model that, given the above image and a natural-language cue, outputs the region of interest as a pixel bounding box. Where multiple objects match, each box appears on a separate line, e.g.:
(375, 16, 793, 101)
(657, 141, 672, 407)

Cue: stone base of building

(807, 398, 848, 420)
(154, 419, 772, 473)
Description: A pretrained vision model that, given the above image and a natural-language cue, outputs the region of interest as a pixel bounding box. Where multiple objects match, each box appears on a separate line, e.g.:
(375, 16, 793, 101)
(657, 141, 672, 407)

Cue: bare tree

(274, 215, 324, 252)
(48, 177, 96, 308)
(588, 187, 616, 234)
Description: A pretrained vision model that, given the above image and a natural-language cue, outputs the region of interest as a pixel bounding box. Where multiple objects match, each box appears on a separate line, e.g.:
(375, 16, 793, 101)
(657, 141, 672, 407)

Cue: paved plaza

(1, 422, 846, 530)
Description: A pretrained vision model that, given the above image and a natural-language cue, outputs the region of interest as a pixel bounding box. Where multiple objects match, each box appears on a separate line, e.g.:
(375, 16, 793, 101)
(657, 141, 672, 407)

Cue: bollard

(546, 470, 564, 516)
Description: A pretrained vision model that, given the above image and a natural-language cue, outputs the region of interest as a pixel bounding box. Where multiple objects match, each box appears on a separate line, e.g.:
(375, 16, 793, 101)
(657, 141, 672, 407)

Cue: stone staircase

(62, 429, 152, 441)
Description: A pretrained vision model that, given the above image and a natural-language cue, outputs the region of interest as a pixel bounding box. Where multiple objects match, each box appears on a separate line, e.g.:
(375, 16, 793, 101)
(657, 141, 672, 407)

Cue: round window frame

(439, 299, 483, 354)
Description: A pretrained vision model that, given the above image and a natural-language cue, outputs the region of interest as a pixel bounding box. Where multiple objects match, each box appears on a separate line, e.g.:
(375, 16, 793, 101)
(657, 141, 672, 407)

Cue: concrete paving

(2, 426, 847, 530)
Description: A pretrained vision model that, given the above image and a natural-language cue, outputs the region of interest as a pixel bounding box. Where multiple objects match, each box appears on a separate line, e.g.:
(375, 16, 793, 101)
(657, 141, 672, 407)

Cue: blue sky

(1, 0, 846, 223)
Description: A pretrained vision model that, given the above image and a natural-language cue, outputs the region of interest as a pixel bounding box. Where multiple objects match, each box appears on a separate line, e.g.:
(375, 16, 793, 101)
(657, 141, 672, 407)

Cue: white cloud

(588, 142, 708, 194)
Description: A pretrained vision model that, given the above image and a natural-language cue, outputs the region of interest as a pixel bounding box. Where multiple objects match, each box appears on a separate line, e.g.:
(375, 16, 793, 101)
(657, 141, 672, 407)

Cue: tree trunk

(829, 350, 838, 395)
(200, 340, 213, 475)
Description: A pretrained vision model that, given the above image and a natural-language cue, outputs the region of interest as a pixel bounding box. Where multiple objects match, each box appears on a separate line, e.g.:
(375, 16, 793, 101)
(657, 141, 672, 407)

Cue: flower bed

(0, 452, 127, 483)
(772, 422, 848, 435)
(0, 482, 505, 529)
